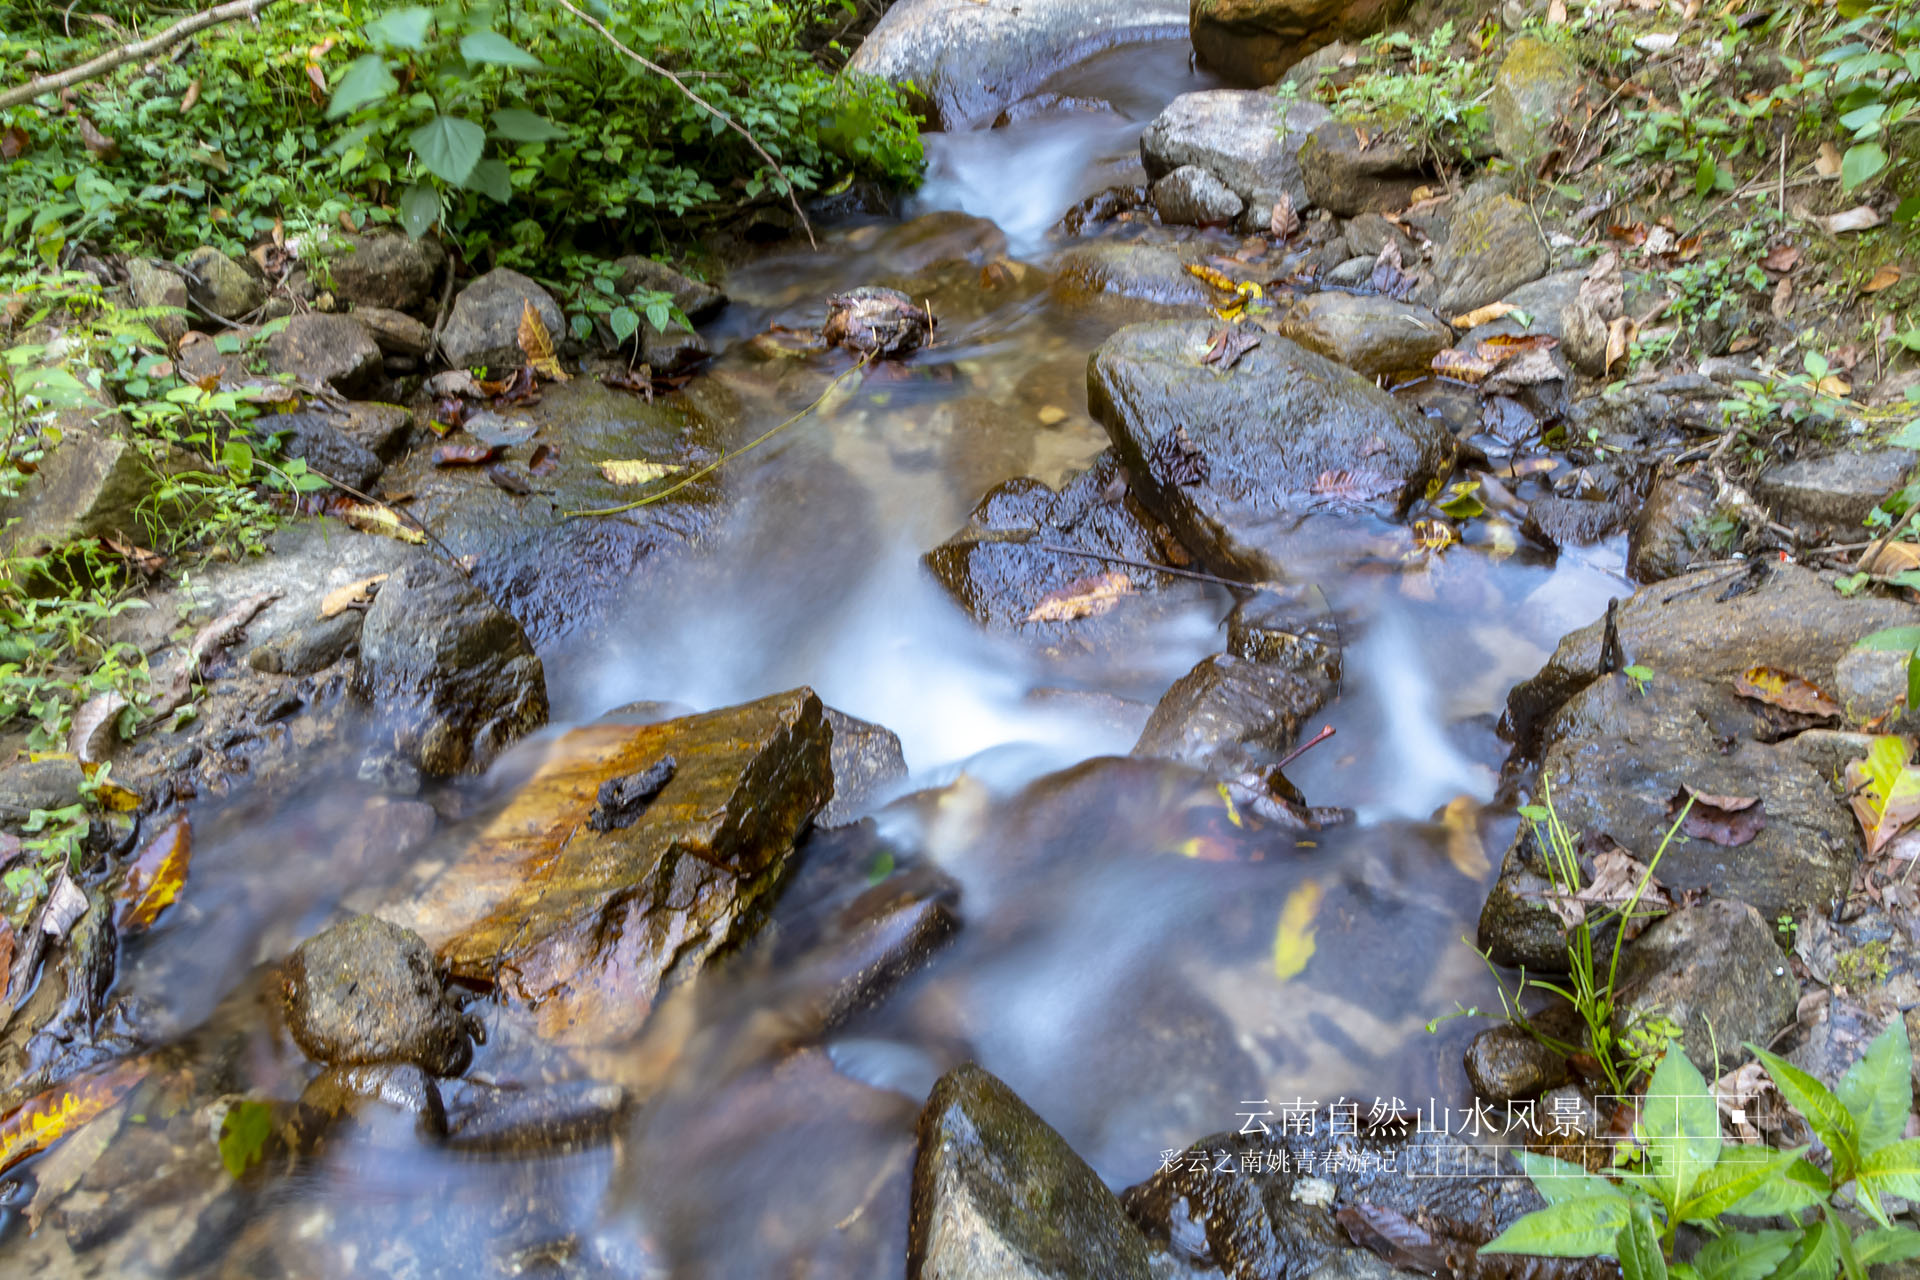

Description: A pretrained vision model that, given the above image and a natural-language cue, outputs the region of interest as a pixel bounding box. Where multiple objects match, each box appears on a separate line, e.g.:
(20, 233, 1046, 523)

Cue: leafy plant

(1313, 21, 1494, 158)
(1483, 1019, 1920, 1280)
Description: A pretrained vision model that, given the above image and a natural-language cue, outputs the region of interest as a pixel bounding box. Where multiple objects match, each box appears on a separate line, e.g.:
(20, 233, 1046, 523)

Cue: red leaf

(433, 443, 498, 467)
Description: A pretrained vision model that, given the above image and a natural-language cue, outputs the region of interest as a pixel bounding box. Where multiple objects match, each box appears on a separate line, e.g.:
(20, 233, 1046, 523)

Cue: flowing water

(6, 40, 1637, 1280)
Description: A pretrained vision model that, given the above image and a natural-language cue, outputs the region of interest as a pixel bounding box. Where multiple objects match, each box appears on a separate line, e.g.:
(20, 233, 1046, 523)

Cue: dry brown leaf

(1734, 665, 1841, 717)
(1762, 244, 1803, 273)
(1184, 262, 1239, 293)
(1772, 277, 1796, 321)
(1450, 301, 1517, 330)
(1605, 315, 1634, 373)
(1269, 192, 1300, 241)
(67, 693, 129, 763)
(1816, 142, 1844, 178)
(516, 301, 568, 382)
(1546, 847, 1671, 934)
(1432, 348, 1499, 383)
(1201, 326, 1262, 370)
(1025, 571, 1134, 623)
(319, 574, 388, 619)
(75, 116, 117, 159)
(1864, 265, 1903, 294)
(1672, 787, 1766, 847)
(180, 78, 200, 113)
(335, 502, 426, 544)
(597, 458, 681, 486)
(1866, 541, 1920, 575)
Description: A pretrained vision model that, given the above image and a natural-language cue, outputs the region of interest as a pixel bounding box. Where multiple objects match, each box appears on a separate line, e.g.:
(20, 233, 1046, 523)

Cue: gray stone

(335, 401, 413, 459)
(0, 757, 85, 825)
(1322, 255, 1377, 288)
(1297, 122, 1430, 216)
(1132, 651, 1334, 774)
(247, 609, 364, 677)
(264, 313, 382, 395)
(352, 306, 432, 358)
(319, 231, 446, 313)
(1521, 495, 1625, 550)
(1139, 90, 1329, 212)
(182, 246, 265, 320)
(0, 422, 194, 557)
(1341, 212, 1415, 261)
(638, 319, 709, 373)
(612, 255, 728, 324)
(1277, 291, 1452, 377)
(125, 258, 188, 345)
(1613, 899, 1798, 1077)
(849, 0, 1185, 129)
(1627, 473, 1716, 583)
(908, 1063, 1153, 1279)
(259, 409, 384, 492)
(1491, 37, 1583, 163)
(440, 268, 566, 373)
(282, 913, 477, 1076)
(1049, 241, 1214, 312)
(1277, 39, 1358, 91)
(1088, 320, 1455, 580)
(1432, 193, 1550, 315)
(1151, 165, 1245, 225)
(822, 707, 909, 827)
(353, 557, 549, 776)
(1755, 448, 1915, 531)
(1464, 1024, 1568, 1101)
(1191, 0, 1411, 88)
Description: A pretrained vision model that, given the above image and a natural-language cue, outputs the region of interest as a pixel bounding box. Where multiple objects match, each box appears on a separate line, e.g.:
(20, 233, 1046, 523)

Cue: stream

(7, 38, 1641, 1280)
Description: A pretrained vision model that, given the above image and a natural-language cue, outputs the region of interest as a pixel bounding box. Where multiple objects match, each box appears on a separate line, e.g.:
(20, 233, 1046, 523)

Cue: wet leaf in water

(334, 501, 426, 544)
(319, 573, 387, 618)
(1437, 481, 1485, 519)
(1733, 666, 1841, 717)
(1312, 468, 1398, 508)
(1024, 572, 1133, 623)
(218, 1099, 274, 1178)
(1441, 795, 1490, 877)
(1185, 262, 1239, 293)
(1671, 788, 1765, 848)
(516, 301, 568, 382)
(528, 443, 560, 475)
(1272, 879, 1322, 980)
(597, 459, 682, 486)
(1201, 325, 1261, 371)
(1408, 519, 1457, 555)
(1846, 736, 1920, 856)
(117, 815, 191, 934)
(0, 1059, 147, 1174)
(1338, 1203, 1450, 1276)
(1451, 300, 1518, 329)
(433, 442, 498, 467)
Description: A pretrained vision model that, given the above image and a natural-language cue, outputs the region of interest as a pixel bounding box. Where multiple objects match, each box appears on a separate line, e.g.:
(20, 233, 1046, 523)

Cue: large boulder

(909, 1063, 1153, 1279)
(612, 255, 728, 324)
(1151, 165, 1244, 226)
(282, 914, 477, 1077)
(1627, 472, 1717, 583)
(1297, 121, 1431, 216)
(1050, 241, 1216, 313)
(125, 257, 189, 346)
(1087, 320, 1455, 580)
(264, 312, 383, 395)
(1191, 0, 1411, 88)
(440, 268, 566, 372)
(1754, 448, 1914, 534)
(1612, 899, 1797, 1077)
(1139, 90, 1331, 215)
(0, 422, 194, 557)
(319, 230, 446, 313)
(384, 690, 833, 1041)
(847, 0, 1187, 130)
(257, 408, 384, 491)
(352, 557, 549, 776)
(182, 246, 266, 320)
(1490, 37, 1583, 164)
(1431, 193, 1551, 316)
(1277, 291, 1453, 377)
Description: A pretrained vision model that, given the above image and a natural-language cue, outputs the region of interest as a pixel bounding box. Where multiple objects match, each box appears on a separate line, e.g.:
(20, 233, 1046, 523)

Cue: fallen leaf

(1816, 142, 1843, 178)
(516, 301, 568, 382)
(1201, 326, 1262, 370)
(1370, 239, 1417, 300)
(1610, 222, 1649, 247)
(1817, 206, 1884, 235)
(1311, 468, 1398, 505)
(432, 443, 498, 467)
(1451, 301, 1517, 330)
(1672, 787, 1765, 847)
(597, 458, 682, 486)
(1605, 315, 1634, 373)
(1548, 0, 1567, 20)
(75, 116, 117, 159)
(90, 779, 139, 813)
(0, 127, 28, 160)
(1339, 1203, 1450, 1275)
(1864, 265, 1903, 293)
(1025, 571, 1134, 623)
(487, 465, 535, 496)
(1846, 735, 1920, 855)
(334, 502, 426, 544)
(1816, 375, 1852, 398)
(67, 692, 130, 763)
(1185, 262, 1239, 293)
(101, 537, 165, 574)
(319, 574, 387, 618)
(116, 815, 190, 933)
(1408, 519, 1457, 554)
(24, 1095, 127, 1230)
(1771, 276, 1795, 321)
(180, 78, 200, 113)
(528, 443, 559, 476)
(1441, 795, 1489, 877)
(0, 1060, 147, 1175)
(1546, 846, 1671, 934)
(1269, 192, 1300, 240)
(0, 919, 13, 998)
(1866, 542, 1920, 575)
(39, 872, 88, 940)
(1272, 879, 1322, 980)
(1761, 244, 1802, 273)
(1432, 348, 1500, 383)
(1734, 665, 1841, 717)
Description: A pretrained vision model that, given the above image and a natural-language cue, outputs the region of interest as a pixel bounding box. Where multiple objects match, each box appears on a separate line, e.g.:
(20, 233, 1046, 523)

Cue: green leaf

(1843, 142, 1889, 191)
(1479, 1197, 1631, 1258)
(459, 30, 543, 69)
(1619, 1202, 1668, 1280)
(409, 115, 485, 186)
(465, 158, 512, 204)
(217, 1099, 273, 1178)
(221, 439, 253, 482)
(365, 5, 433, 50)
(608, 305, 639, 344)
(1750, 1043, 1860, 1181)
(1856, 1226, 1920, 1268)
(1774, 1223, 1840, 1280)
(1833, 1206, 1871, 1280)
(1857, 625, 1920, 652)
(1694, 1230, 1800, 1280)
(1679, 1145, 1808, 1222)
(1838, 1017, 1912, 1153)
(490, 108, 568, 142)
(1910, 650, 1920, 714)
(1726, 1156, 1830, 1216)
(326, 54, 397, 120)
(1518, 1151, 1628, 1206)
(645, 300, 672, 331)
(1696, 154, 1718, 198)
(1640, 1048, 1721, 1210)
(398, 183, 440, 239)
(1859, 1139, 1920, 1199)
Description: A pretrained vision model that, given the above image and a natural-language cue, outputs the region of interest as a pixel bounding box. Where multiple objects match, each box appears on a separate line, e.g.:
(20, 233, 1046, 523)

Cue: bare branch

(0, 0, 293, 112)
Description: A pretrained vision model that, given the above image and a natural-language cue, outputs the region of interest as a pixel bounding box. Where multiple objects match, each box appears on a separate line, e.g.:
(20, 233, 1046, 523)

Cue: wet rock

(1786, 906, 1920, 1095)
(1133, 652, 1333, 774)
(1342, 212, 1416, 261)
(1152, 165, 1245, 225)
(1298, 122, 1431, 216)
(1491, 37, 1583, 163)
(823, 707, 909, 827)
(332, 400, 412, 459)
(182, 246, 265, 320)
(638, 317, 710, 373)
(282, 913, 476, 1076)
(440, 268, 566, 372)
(386, 689, 833, 1041)
(1432, 194, 1550, 316)
(871, 210, 1010, 276)
(125, 257, 189, 345)
(246, 609, 362, 677)
(1464, 1024, 1568, 1101)
(442, 1079, 628, 1153)
(1323, 255, 1376, 288)
(0, 883, 119, 1108)
(1050, 241, 1214, 312)
(351, 305, 432, 358)
(1139, 89, 1330, 212)
(1191, 0, 1410, 88)
(909, 1062, 1153, 1280)
(0, 757, 85, 824)
(1088, 319, 1455, 579)
(1612, 899, 1797, 1077)
(293, 1062, 448, 1144)
(1835, 646, 1920, 731)
(0, 421, 196, 558)
(1521, 496, 1624, 551)
(1754, 448, 1914, 532)
(1278, 291, 1452, 377)
(263, 313, 382, 396)
(1627, 473, 1717, 583)
(256, 408, 384, 491)
(352, 556, 548, 776)
(319, 230, 446, 313)
(612, 254, 728, 324)
(847, 0, 1188, 129)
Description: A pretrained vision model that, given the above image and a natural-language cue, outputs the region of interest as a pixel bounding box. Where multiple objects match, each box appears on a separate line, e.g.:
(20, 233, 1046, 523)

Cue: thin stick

(563, 353, 871, 517)
(549, 0, 816, 250)
(1273, 724, 1335, 772)
(1031, 542, 1253, 590)
(0, 0, 290, 111)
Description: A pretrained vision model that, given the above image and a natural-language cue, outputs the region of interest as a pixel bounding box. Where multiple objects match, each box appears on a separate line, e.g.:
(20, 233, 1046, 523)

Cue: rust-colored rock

(385, 690, 833, 1041)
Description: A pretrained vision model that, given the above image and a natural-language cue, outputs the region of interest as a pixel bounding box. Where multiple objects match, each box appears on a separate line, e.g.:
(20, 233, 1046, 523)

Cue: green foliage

(1312, 21, 1496, 158)
(0, 545, 150, 752)
(1484, 1023, 1920, 1278)
(1786, 0, 1920, 200)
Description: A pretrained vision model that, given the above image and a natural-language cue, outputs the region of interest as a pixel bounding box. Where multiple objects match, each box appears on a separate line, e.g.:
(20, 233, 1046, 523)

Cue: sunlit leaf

(115, 814, 190, 933)
(516, 300, 567, 381)
(1024, 571, 1134, 623)
(1272, 879, 1322, 981)
(1480, 1196, 1631, 1257)
(0, 1061, 147, 1174)
(597, 458, 681, 486)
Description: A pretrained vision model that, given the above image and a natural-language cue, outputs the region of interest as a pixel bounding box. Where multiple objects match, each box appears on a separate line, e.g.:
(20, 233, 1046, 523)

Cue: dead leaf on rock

(319, 574, 387, 619)
(1451, 300, 1517, 330)
(528, 443, 559, 475)
(1201, 325, 1262, 370)
(1734, 665, 1841, 717)
(432, 442, 498, 467)
(1370, 240, 1417, 300)
(1672, 787, 1766, 847)
(1338, 1203, 1450, 1276)
(1433, 347, 1499, 383)
(1817, 206, 1883, 236)
(1605, 315, 1635, 373)
(0, 919, 13, 998)
(516, 301, 568, 382)
(597, 458, 681, 486)
(1546, 846, 1671, 935)
(1025, 571, 1133, 623)
(1865, 541, 1920, 575)
(1771, 277, 1795, 321)
(335, 501, 426, 544)
(67, 692, 129, 763)
(116, 814, 190, 934)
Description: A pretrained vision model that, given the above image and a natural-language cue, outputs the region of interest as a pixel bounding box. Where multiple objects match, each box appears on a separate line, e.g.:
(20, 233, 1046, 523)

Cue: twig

(1031, 542, 1253, 590)
(425, 267, 456, 366)
(548, 0, 816, 250)
(1273, 724, 1335, 772)
(563, 352, 871, 517)
(0, 0, 290, 111)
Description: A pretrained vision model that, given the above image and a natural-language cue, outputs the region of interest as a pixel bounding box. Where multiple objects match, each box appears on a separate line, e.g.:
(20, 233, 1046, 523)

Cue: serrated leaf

(1480, 1196, 1632, 1257)
(1775, 1223, 1839, 1280)
(326, 54, 396, 119)
(398, 183, 439, 240)
(1640, 1048, 1722, 1210)
(365, 5, 432, 50)
(1860, 1139, 1920, 1199)
(516, 300, 567, 381)
(459, 29, 543, 69)
(1856, 1226, 1920, 1267)
(1838, 1017, 1912, 1153)
(1750, 1044, 1860, 1181)
(465, 157, 512, 204)
(409, 114, 485, 187)
(1695, 1229, 1800, 1280)
(1518, 1151, 1628, 1206)
(1620, 1202, 1668, 1280)
(1843, 142, 1889, 191)
(1680, 1145, 1808, 1222)
(490, 108, 568, 142)
(1726, 1157, 1830, 1216)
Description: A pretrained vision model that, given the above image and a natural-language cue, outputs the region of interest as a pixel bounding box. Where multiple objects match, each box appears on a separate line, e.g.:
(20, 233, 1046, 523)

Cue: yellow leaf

(334, 502, 425, 544)
(0, 1061, 146, 1174)
(1217, 782, 1244, 829)
(1815, 375, 1852, 398)
(1450, 301, 1517, 330)
(1024, 571, 1134, 623)
(1441, 795, 1490, 877)
(1864, 265, 1903, 294)
(1272, 879, 1323, 981)
(319, 573, 388, 619)
(516, 300, 568, 382)
(597, 459, 682, 486)
(1185, 262, 1238, 293)
(116, 815, 191, 933)
(91, 780, 140, 813)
